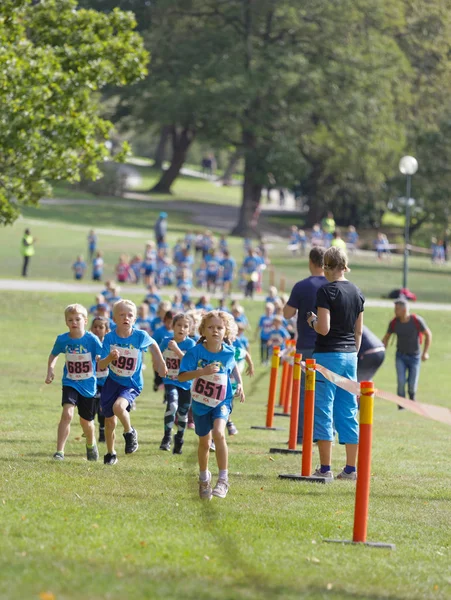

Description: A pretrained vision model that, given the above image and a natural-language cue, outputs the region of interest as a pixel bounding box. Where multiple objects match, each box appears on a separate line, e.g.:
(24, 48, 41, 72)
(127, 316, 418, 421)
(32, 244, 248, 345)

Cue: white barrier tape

(300, 361, 451, 427)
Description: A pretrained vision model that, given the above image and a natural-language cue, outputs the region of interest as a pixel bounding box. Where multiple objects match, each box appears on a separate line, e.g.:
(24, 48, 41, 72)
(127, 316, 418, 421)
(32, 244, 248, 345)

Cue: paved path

(2, 278, 451, 310)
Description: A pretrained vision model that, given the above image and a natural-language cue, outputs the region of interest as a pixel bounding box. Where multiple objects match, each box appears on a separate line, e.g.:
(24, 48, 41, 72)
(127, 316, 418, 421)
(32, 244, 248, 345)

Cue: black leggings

(164, 385, 192, 437)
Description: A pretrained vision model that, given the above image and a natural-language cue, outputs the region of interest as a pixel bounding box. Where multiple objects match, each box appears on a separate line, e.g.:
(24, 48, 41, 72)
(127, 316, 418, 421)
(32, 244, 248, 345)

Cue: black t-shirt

(314, 280, 365, 353)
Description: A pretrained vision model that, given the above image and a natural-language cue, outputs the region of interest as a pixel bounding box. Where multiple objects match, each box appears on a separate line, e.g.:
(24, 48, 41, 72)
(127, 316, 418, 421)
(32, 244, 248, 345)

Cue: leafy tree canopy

(0, 0, 148, 225)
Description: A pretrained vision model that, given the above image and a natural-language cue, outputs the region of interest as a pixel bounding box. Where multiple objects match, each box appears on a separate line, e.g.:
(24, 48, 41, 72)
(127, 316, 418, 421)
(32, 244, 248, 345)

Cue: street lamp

(399, 155, 418, 289)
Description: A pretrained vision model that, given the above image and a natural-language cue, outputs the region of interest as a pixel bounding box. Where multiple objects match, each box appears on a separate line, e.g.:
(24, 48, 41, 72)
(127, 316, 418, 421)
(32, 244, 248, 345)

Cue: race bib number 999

(109, 346, 139, 378)
(192, 372, 227, 407)
(66, 352, 93, 381)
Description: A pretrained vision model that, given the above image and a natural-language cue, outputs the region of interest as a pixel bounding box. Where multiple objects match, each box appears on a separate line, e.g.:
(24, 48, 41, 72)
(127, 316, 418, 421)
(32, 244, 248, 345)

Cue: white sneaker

(212, 478, 229, 498)
(311, 467, 334, 481)
(336, 469, 357, 481)
(199, 474, 212, 500)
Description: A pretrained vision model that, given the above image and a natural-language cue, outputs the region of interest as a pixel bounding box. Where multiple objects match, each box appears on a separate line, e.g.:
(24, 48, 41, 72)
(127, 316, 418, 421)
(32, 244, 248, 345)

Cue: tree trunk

(231, 132, 262, 237)
(220, 150, 241, 185)
(151, 126, 195, 194)
(153, 125, 171, 170)
(304, 161, 326, 227)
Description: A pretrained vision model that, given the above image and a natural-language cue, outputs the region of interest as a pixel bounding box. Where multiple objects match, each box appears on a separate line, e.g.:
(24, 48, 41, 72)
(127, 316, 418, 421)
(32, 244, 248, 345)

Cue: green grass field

(1, 291, 451, 600)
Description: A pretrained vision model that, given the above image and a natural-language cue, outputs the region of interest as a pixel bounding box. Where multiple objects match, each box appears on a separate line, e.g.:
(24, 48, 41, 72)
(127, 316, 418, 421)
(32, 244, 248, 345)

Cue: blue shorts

(144, 266, 154, 276)
(222, 275, 232, 282)
(100, 377, 139, 418)
(313, 352, 359, 445)
(192, 402, 231, 437)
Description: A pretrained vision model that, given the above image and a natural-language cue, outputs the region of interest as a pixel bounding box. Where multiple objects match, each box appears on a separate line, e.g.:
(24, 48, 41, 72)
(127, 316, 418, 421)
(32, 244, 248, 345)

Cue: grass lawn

(1, 291, 450, 600)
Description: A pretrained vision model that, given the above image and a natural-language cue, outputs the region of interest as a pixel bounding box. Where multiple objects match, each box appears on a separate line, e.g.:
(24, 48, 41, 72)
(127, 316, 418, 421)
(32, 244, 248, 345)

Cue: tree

(0, 0, 148, 225)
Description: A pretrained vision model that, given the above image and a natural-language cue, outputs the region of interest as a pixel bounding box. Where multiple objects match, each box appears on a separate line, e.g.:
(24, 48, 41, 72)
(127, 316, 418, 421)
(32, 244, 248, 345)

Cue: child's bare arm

(150, 344, 168, 378)
(98, 348, 120, 371)
(167, 340, 184, 358)
(45, 354, 59, 384)
(178, 363, 219, 382)
(245, 352, 254, 376)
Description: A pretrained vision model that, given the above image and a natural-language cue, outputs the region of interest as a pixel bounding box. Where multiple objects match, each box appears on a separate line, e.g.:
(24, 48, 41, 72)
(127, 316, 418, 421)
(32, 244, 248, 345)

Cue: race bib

(192, 372, 227, 407)
(109, 346, 139, 378)
(66, 352, 93, 381)
(96, 365, 109, 379)
(271, 334, 283, 347)
(163, 349, 180, 379)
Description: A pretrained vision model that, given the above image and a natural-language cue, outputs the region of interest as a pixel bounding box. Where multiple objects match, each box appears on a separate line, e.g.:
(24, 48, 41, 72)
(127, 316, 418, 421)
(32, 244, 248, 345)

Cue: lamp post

(399, 156, 418, 289)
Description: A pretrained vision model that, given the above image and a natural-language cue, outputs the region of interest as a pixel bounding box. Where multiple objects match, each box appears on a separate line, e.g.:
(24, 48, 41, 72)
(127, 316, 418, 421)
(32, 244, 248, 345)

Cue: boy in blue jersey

(98, 299, 167, 465)
(45, 304, 102, 461)
(178, 311, 245, 500)
(152, 311, 174, 346)
(92, 251, 104, 281)
(135, 303, 153, 334)
(256, 302, 275, 365)
(220, 250, 236, 296)
(205, 249, 221, 293)
(72, 255, 87, 280)
(159, 314, 196, 453)
(267, 315, 290, 353)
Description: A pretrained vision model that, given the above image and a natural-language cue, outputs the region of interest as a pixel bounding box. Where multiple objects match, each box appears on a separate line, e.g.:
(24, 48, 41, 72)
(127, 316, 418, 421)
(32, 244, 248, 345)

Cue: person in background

(284, 247, 327, 444)
(21, 228, 36, 277)
(382, 298, 432, 409)
(72, 255, 87, 280)
(155, 212, 168, 246)
(306, 246, 364, 481)
(357, 326, 386, 382)
(88, 230, 97, 261)
(92, 251, 104, 281)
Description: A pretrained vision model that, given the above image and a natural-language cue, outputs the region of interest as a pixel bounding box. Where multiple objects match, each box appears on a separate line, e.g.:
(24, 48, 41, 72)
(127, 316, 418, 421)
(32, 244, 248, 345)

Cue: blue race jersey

(135, 317, 153, 334)
(268, 327, 290, 350)
(258, 315, 274, 341)
(51, 331, 102, 397)
(153, 326, 174, 347)
(179, 343, 236, 415)
(160, 336, 196, 389)
(101, 329, 154, 392)
(221, 257, 236, 279)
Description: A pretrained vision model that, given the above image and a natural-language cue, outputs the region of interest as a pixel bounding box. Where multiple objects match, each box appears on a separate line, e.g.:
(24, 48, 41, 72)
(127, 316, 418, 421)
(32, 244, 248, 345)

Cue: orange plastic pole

(288, 353, 302, 450)
(353, 381, 374, 543)
(265, 347, 280, 428)
(301, 358, 316, 476)
(278, 351, 289, 407)
(283, 341, 294, 415)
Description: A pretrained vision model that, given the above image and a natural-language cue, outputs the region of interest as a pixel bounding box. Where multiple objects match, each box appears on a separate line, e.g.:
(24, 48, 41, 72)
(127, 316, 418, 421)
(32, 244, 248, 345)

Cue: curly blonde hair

(198, 310, 238, 344)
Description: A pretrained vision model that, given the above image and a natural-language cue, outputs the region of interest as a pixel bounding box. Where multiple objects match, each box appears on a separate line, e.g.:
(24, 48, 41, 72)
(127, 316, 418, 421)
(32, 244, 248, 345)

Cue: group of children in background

(71, 229, 269, 301)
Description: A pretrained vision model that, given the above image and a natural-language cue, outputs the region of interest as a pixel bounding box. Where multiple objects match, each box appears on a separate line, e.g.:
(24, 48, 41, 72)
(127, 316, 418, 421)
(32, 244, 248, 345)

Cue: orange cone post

(269, 353, 302, 455)
(278, 351, 289, 407)
(282, 342, 294, 415)
(353, 381, 375, 543)
(279, 358, 327, 483)
(301, 358, 316, 476)
(251, 346, 284, 431)
(324, 381, 395, 549)
(288, 353, 302, 449)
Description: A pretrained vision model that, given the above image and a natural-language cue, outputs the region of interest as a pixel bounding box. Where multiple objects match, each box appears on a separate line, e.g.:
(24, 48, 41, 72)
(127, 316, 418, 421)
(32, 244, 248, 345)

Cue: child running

(90, 316, 110, 443)
(178, 311, 245, 500)
(45, 304, 102, 461)
(159, 314, 196, 453)
(98, 299, 167, 465)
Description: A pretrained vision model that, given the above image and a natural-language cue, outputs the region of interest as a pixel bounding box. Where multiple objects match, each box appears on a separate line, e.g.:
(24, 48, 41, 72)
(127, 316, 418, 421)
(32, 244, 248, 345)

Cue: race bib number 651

(192, 372, 227, 407)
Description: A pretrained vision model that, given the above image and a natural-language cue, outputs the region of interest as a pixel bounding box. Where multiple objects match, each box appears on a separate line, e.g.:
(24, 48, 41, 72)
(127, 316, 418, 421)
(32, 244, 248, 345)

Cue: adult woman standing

(306, 247, 364, 481)
(21, 228, 36, 277)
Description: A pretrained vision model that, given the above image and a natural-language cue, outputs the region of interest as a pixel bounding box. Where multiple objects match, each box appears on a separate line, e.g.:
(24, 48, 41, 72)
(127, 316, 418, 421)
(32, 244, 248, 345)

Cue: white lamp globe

(399, 155, 418, 176)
